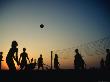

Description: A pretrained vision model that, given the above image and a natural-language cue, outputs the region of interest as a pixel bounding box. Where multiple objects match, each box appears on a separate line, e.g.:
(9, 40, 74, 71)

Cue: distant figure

(6, 41, 19, 70)
(105, 49, 110, 70)
(31, 58, 33, 63)
(100, 58, 105, 69)
(0, 52, 3, 70)
(37, 54, 44, 70)
(19, 48, 30, 70)
(32, 59, 37, 69)
(74, 49, 85, 70)
(54, 54, 60, 70)
(27, 58, 35, 70)
(27, 59, 36, 70)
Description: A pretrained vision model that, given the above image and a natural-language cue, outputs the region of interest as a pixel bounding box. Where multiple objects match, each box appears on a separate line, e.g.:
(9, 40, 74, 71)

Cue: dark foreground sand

(0, 69, 110, 82)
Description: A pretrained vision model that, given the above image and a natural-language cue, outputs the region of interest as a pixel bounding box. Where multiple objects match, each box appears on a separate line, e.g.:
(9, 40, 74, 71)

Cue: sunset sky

(0, 0, 110, 70)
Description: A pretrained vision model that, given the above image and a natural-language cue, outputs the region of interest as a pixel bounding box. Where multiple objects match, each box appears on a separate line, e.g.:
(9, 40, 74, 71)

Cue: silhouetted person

(28, 58, 35, 70)
(19, 48, 30, 70)
(31, 58, 33, 63)
(0, 52, 3, 70)
(37, 54, 44, 70)
(6, 41, 19, 70)
(30, 59, 37, 70)
(74, 49, 85, 70)
(54, 54, 60, 70)
(100, 58, 105, 70)
(105, 49, 110, 70)
(31, 59, 37, 70)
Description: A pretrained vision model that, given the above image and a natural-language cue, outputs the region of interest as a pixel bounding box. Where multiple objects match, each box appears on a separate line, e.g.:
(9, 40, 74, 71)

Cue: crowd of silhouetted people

(0, 40, 110, 71)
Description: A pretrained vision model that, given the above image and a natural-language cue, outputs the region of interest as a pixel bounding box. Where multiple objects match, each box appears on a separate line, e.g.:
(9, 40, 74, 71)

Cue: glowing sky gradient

(0, 0, 110, 70)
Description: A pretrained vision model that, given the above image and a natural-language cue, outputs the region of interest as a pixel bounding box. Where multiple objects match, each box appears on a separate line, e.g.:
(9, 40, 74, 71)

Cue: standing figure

(100, 58, 105, 69)
(19, 48, 30, 70)
(0, 52, 3, 70)
(31, 58, 33, 63)
(74, 49, 85, 70)
(105, 49, 110, 70)
(6, 41, 19, 70)
(37, 54, 44, 70)
(54, 54, 60, 70)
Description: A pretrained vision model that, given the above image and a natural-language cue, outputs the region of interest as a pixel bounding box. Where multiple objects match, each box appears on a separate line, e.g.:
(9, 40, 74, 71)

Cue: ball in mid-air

(40, 24, 44, 28)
